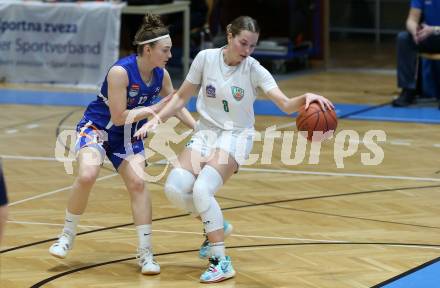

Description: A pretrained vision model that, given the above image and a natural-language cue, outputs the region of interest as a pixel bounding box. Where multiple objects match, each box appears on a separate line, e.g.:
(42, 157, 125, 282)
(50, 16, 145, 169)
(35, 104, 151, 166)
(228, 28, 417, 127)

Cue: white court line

(0, 154, 112, 164)
(240, 167, 440, 182)
(9, 173, 118, 206)
(7, 220, 204, 235)
(389, 141, 411, 146)
(59, 125, 76, 129)
(1, 154, 62, 161)
(7, 220, 440, 251)
(275, 122, 296, 130)
(6, 220, 341, 243)
(25, 124, 39, 129)
(5, 129, 18, 134)
(3, 153, 440, 188)
(6, 220, 339, 242)
(237, 243, 440, 252)
(4, 152, 440, 207)
(229, 233, 344, 243)
(389, 244, 440, 250)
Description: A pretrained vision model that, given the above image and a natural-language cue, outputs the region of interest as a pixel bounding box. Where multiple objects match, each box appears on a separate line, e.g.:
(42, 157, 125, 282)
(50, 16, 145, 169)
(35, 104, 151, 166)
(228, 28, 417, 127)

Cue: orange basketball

(296, 102, 337, 141)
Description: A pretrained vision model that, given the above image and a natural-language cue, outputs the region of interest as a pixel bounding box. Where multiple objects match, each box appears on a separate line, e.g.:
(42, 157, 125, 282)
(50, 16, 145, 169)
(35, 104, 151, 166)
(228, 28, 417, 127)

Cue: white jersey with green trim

(186, 47, 278, 130)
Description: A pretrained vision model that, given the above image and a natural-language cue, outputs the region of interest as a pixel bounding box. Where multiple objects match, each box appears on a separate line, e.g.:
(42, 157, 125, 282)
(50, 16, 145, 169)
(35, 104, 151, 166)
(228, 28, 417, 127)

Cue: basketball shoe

(199, 220, 233, 259)
(49, 230, 75, 259)
(200, 256, 236, 283)
(138, 247, 161, 275)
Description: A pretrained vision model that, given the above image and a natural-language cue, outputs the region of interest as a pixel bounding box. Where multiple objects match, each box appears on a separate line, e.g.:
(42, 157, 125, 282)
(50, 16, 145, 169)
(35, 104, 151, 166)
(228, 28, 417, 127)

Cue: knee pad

(164, 168, 195, 213)
(193, 165, 223, 214)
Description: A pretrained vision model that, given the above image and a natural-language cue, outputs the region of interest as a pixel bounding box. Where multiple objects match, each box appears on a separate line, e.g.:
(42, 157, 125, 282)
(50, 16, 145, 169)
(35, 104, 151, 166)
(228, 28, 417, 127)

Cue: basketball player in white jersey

(135, 16, 334, 283)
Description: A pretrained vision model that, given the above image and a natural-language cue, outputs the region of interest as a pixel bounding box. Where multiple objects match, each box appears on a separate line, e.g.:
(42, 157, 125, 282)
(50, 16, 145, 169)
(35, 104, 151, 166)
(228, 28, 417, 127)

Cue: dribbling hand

(304, 93, 335, 111)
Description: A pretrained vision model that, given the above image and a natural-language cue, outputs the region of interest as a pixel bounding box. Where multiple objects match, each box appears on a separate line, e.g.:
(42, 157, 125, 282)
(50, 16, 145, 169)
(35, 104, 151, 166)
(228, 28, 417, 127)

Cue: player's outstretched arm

(134, 80, 198, 139)
(159, 69, 196, 129)
(266, 87, 334, 114)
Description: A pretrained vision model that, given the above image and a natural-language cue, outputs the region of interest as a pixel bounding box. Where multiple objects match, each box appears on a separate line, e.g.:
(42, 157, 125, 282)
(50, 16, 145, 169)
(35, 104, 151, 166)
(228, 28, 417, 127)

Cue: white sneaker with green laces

(49, 231, 75, 259)
(200, 256, 236, 283)
(199, 220, 233, 259)
(138, 248, 160, 275)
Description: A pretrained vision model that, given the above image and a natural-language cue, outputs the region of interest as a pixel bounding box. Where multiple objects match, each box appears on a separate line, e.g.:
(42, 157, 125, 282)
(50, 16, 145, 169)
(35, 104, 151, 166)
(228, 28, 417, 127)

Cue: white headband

(137, 34, 170, 45)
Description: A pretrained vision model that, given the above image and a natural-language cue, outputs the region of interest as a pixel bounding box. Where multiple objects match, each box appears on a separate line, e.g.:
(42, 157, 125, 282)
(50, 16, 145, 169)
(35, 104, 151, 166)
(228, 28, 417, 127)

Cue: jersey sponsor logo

(128, 97, 137, 105)
(128, 83, 140, 97)
(231, 86, 244, 101)
(206, 84, 216, 98)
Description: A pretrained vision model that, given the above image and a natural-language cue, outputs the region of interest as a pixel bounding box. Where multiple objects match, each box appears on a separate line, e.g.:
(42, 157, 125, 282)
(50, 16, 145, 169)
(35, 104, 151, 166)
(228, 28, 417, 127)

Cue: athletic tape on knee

(164, 168, 195, 213)
(193, 165, 223, 214)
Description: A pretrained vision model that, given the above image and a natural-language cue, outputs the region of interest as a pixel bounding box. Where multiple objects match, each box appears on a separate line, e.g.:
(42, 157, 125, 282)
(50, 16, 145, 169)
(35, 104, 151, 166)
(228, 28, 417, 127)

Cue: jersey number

(222, 100, 229, 112)
(138, 96, 149, 105)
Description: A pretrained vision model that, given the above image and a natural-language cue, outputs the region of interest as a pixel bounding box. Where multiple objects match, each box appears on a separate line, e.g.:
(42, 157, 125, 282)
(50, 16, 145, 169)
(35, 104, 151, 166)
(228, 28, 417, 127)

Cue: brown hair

(133, 13, 169, 55)
(226, 16, 260, 37)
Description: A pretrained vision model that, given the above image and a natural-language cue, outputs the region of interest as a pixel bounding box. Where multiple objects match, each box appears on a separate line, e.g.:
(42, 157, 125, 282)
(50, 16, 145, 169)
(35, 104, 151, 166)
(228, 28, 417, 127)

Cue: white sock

(136, 224, 152, 249)
(210, 242, 225, 258)
(63, 210, 81, 235)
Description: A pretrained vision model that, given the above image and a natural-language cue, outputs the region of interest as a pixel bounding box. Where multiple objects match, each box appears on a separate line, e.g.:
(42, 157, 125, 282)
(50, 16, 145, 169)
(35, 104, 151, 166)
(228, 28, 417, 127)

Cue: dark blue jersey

(411, 0, 440, 26)
(83, 54, 164, 135)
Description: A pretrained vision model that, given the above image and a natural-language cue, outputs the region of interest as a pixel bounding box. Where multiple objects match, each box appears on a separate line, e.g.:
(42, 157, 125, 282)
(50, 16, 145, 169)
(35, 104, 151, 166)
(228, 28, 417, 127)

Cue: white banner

(0, 1, 123, 88)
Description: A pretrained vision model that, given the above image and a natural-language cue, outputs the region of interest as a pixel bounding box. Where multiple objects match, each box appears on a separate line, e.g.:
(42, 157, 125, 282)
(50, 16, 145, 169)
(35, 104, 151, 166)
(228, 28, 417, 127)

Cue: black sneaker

(392, 89, 416, 107)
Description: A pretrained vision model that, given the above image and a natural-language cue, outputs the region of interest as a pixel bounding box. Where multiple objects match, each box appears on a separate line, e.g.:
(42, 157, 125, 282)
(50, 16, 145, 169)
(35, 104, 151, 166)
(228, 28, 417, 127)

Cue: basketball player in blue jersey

(49, 13, 196, 275)
(0, 159, 8, 247)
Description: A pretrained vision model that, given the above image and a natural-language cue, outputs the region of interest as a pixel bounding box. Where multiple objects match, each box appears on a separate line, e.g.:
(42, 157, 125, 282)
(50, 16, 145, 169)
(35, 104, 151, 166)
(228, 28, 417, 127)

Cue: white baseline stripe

(9, 173, 118, 206)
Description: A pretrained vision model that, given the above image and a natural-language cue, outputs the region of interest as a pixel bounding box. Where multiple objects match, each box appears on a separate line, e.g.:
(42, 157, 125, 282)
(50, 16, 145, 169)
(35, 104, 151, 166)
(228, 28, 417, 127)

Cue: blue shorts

(75, 118, 145, 170)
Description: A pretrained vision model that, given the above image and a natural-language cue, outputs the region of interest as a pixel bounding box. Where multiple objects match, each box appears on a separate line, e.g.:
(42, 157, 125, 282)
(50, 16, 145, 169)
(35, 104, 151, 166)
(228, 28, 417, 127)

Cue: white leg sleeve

(193, 165, 224, 233)
(164, 168, 197, 215)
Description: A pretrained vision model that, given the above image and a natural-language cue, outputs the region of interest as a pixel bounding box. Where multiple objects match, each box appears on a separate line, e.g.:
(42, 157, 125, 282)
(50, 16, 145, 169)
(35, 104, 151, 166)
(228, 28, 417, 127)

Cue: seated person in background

(392, 0, 440, 107)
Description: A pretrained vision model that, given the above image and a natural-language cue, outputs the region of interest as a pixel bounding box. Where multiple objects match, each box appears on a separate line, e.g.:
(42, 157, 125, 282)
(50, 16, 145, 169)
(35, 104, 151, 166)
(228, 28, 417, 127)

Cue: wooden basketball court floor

(1, 71, 439, 288)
